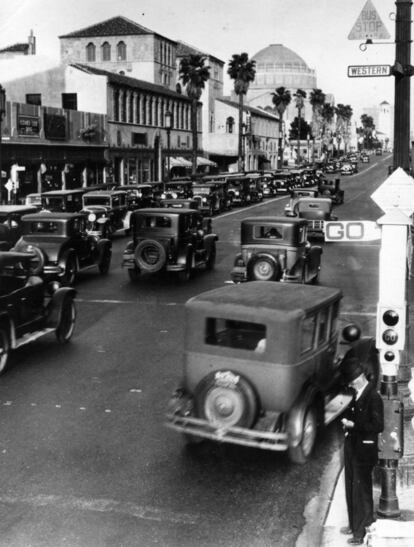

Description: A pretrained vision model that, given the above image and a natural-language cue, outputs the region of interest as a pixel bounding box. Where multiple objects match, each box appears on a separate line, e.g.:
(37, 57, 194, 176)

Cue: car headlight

(235, 191, 240, 196)
(161, 193, 166, 199)
(88, 213, 96, 222)
(171, 192, 178, 199)
(202, 197, 207, 203)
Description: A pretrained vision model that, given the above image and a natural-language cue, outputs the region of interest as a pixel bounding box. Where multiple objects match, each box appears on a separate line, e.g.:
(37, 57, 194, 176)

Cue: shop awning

(170, 156, 192, 167)
(197, 156, 217, 167)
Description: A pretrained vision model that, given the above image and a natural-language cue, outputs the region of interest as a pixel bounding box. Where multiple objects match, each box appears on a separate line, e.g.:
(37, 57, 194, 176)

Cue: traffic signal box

(376, 304, 407, 366)
(378, 399, 404, 459)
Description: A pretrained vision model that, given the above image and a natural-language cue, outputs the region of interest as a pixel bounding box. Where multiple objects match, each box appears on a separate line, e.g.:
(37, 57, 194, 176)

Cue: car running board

(324, 393, 353, 425)
(15, 328, 55, 349)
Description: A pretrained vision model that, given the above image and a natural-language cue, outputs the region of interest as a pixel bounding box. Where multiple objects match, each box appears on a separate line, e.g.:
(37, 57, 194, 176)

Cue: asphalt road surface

(0, 155, 393, 547)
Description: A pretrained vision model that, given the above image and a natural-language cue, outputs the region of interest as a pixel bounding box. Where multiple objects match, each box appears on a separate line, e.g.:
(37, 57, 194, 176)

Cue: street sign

(4, 179, 13, 192)
(324, 220, 381, 242)
(348, 0, 391, 40)
(348, 65, 391, 78)
(371, 167, 414, 217)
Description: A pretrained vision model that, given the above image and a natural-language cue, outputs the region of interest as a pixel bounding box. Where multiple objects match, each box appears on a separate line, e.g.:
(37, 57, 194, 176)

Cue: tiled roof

(0, 43, 29, 54)
(217, 98, 279, 120)
(59, 15, 175, 43)
(176, 41, 224, 66)
(71, 63, 192, 101)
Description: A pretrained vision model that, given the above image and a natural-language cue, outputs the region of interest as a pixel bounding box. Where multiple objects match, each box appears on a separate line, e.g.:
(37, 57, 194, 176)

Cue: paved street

(0, 156, 392, 546)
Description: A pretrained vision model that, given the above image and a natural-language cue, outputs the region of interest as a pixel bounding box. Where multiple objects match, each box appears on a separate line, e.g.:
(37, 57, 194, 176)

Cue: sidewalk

(321, 422, 414, 547)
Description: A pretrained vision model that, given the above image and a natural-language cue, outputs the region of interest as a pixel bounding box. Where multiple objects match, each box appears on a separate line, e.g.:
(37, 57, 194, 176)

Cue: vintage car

(273, 172, 293, 194)
(340, 161, 355, 176)
(147, 181, 166, 205)
(261, 175, 278, 197)
(81, 189, 128, 236)
(166, 281, 379, 463)
(375, 148, 383, 156)
(324, 162, 338, 174)
(41, 188, 89, 213)
(284, 188, 319, 216)
(226, 175, 261, 206)
(318, 178, 345, 204)
(192, 183, 223, 215)
(24, 193, 43, 210)
(123, 184, 155, 210)
(0, 251, 76, 375)
(161, 181, 193, 200)
(231, 217, 322, 284)
(0, 205, 39, 250)
(201, 179, 233, 210)
(122, 208, 218, 282)
(360, 153, 370, 163)
(12, 212, 112, 285)
(289, 197, 337, 240)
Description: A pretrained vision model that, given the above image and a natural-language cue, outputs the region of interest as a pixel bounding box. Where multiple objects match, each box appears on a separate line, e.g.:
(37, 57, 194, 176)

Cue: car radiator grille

(308, 220, 324, 229)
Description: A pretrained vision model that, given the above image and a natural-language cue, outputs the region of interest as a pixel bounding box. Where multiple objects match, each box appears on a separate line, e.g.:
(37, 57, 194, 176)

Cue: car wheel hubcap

(142, 246, 160, 265)
(204, 387, 243, 427)
(302, 411, 316, 456)
(254, 261, 274, 280)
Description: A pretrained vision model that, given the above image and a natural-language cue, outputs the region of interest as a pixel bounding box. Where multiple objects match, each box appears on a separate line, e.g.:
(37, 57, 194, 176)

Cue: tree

(179, 54, 211, 175)
(320, 103, 335, 159)
(271, 86, 291, 168)
(294, 89, 307, 165)
(335, 104, 353, 155)
(227, 52, 256, 171)
(358, 113, 376, 150)
(309, 89, 326, 141)
(289, 117, 312, 141)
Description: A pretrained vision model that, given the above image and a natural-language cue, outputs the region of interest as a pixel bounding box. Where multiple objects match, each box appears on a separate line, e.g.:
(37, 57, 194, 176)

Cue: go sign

(324, 221, 381, 242)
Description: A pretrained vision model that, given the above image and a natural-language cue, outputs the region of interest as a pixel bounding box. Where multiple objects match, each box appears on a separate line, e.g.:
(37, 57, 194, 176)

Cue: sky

(0, 0, 399, 121)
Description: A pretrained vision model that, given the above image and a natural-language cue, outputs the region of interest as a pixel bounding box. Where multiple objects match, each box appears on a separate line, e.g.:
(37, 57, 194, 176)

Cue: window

(26, 94, 41, 106)
(301, 315, 316, 353)
(101, 42, 111, 61)
(132, 133, 147, 146)
(62, 93, 77, 111)
(117, 41, 126, 61)
(205, 318, 266, 351)
(226, 116, 235, 133)
(255, 225, 283, 239)
(86, 43, 96, 62)
(317, 308, 329, 344)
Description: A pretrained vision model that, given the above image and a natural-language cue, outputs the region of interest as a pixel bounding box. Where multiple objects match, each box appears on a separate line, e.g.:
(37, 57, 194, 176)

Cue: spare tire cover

(134, 239, 167, 272)
(248, 255, 281, 281)
(195, 370, 258, 429)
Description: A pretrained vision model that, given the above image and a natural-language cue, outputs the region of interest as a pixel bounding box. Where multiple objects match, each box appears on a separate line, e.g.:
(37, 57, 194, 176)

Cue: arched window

(102, 42, 111, 61)
(176, 82, 182, 94)
(117, 41, 126, 61)
(226, 117, 235, 134)
(86, 43, 96, 62)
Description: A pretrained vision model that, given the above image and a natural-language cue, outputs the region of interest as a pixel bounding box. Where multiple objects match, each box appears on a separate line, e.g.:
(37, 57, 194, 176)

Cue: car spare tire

(195, 370, 258, 429)
(134, 239, 167, 273)
(248, 255, 281, 282)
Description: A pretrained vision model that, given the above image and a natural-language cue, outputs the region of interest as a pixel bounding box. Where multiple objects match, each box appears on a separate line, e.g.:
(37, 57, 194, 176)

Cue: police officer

(340, 357, 384, 545)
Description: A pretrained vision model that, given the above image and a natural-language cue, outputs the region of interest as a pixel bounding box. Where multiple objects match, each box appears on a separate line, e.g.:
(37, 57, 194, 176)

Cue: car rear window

(135, 215, 172, 229)
(254, 226, 283, 239)
(205, 318, 267, 352)
(30, 221, 59, 233)
(301, 315, 317, 353)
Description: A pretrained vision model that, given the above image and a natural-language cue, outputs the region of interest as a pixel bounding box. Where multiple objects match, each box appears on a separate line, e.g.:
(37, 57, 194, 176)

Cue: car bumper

(43, 264, 64, 276)
(231, 266, 302, 283)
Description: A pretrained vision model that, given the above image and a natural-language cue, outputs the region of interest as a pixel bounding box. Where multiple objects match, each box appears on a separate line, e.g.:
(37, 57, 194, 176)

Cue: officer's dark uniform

(343, 360, 384, 542)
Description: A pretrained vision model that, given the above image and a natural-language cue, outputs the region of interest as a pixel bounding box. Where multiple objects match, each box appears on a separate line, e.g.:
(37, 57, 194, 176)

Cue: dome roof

(252, 44, 310, 69)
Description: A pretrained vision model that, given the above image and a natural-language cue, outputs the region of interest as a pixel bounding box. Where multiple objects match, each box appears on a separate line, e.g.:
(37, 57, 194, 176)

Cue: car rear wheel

(249, 256, 281, 282)
(55, 297, 76, 344)
(287, 405, 317, 464)
(195, 370, 258, 429)
(134, 239, 166, 273)
(0, 328, 10, 375)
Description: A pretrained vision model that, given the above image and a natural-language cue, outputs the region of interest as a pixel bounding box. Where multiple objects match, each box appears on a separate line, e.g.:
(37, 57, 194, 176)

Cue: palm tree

(335, 104, 353, 155)
(179, 54, 211, 176)
(271, 86, 291, 168)
(227, 52, 256, 171)
(294, 89, 307, 165)
(321, 103, 335, 160)
(309, 89, 326, 142)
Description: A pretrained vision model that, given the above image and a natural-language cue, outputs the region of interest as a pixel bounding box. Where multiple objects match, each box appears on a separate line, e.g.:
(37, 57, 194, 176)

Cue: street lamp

(0, 85, 6, 199)
(165, 110, 172, 181)
(307, 133, 310, 164)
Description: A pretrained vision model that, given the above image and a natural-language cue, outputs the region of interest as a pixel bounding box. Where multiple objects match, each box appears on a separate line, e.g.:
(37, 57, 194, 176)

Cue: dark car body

(13, 212, 112, 285)
(0, 251, 76, 375)
(226, 174, 262, 206)
(318, 178, 344, 204)
(192, 183, 223, 215)
(273, 172, 293, 194)
(201, 178, 233, 210)
(41, 189, 88, 213)
(231, 217, 322, 284)
(161, 181, 193, 200)
(166, 282, 379, 463)
(81, 190, 128, 236)
(284, 189, 319, 216)
(294, 197, 337, 239)
(0, 205, 39, 250)
(122, 208, 218, 282)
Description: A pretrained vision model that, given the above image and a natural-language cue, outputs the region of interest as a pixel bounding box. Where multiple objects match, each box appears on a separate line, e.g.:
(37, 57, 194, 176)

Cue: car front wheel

(61, 252, 78, 286)
(55, 297, 76, 344)
(0, 328, 10, 375)
(98, 248, 112, 275)
(287, 405, 317, 464)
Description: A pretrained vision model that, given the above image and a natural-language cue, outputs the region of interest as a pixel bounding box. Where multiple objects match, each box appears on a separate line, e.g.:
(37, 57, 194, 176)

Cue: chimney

(28, 29, 36, 55)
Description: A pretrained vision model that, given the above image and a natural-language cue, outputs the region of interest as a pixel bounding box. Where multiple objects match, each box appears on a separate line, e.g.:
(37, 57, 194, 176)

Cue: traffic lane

(0, 296, 343, 547)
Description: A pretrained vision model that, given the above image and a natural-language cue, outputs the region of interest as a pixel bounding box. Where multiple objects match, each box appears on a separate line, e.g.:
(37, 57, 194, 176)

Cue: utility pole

(392, 0, 413, 172)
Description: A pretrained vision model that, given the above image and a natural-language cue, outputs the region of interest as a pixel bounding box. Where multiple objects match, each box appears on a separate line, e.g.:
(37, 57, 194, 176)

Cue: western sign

(324, 221, 381, 242)
(348, 0, 390, 40)
(348, 65, 391, 78)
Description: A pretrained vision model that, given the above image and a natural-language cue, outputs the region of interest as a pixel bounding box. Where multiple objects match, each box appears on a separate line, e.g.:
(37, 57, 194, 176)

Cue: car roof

(83, 190, 127, 196)
(132, 207, 197, 216)
(22, 212, 84, 221)
(186, 282, 342, 319)
(297, 197, 332, 204)
(0, 205, 39, 213)
(42, 189, 87, 196)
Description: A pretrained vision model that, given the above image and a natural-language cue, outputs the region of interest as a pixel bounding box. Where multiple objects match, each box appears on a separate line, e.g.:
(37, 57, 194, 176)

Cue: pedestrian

(340, 357, 384, 545)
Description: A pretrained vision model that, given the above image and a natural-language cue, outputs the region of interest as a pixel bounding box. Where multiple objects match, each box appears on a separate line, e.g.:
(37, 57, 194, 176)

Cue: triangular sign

(348, 0, 391, 40)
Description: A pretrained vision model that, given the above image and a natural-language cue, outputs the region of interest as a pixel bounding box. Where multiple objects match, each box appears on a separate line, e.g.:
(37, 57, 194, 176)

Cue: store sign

(44, 112, 67, 140)
(18, 115, 40, 136)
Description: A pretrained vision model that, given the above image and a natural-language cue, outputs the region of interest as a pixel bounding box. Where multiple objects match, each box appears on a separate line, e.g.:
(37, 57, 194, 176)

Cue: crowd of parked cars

(1, 150, 382, 465)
